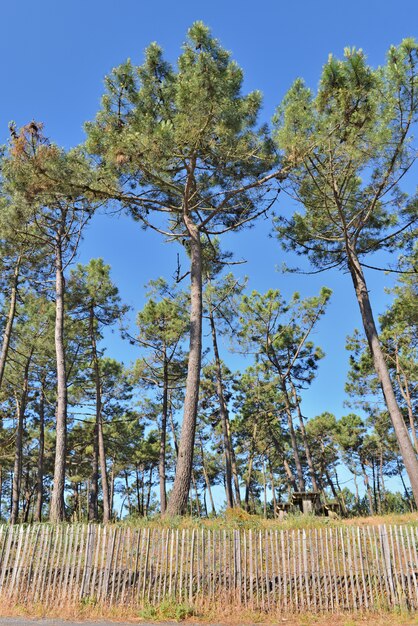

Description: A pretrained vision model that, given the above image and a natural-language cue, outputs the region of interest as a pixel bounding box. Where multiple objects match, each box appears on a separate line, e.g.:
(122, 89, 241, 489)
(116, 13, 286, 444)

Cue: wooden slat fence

(0, 524, 417, 612)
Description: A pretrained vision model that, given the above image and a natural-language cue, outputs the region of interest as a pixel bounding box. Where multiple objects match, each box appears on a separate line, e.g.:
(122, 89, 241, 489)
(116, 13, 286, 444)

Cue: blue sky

(1, 0, 416, 502)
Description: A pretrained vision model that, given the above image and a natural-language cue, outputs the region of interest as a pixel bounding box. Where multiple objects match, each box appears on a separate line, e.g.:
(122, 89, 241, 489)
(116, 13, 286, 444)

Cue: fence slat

(0, 522, 415, 613)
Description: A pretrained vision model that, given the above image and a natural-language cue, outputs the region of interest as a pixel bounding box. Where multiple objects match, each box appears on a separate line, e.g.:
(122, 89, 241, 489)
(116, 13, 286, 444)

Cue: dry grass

(117, 509, 418, 531)
(0, 600, 416, 625)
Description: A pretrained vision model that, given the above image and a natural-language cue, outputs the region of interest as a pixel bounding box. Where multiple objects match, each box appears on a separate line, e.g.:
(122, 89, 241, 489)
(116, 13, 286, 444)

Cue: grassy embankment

(1, 510, 417, 625)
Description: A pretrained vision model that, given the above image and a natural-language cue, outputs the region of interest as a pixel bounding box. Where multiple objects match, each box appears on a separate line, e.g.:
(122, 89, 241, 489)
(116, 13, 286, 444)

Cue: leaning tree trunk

(166, 217, 202, 516)
(348, 246, 418, 507)
(208, 311, 234, 508)
(0, 256, 21, 390)
(50, 236, 67, 522)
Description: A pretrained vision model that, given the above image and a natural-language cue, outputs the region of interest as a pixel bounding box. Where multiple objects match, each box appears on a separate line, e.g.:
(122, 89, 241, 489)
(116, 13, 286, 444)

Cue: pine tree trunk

(11, 398, 23, 525)
(89, 307, 110, 523)
(0, 256, 21, 390)
(208, 311, 234, 508)
(191, 470, 201, 516)
(135, 466, 141, 514)
(22, 470, 32, 524)
(11, 351, 32, 525)
(280, 381, 305, 491)
(269, 429, 297, 491)
(50, 236, 67, 522)
(262, 460, 267, 519)
(159, 355, 168, 514)
(166, 217, 202, 516)
(353, 472, 360, 506)
(199, 434, 216, 515)
(109, 460, 115, 519)
(395, 349, 418, 453)
(89, 422, 99, 521)
(34, 375, 45, 522)
(333, 468, 348, 515)
(361, 462, 374, 515)
(124, 470, 132, 516)
(290, 381, 319, 491)
(169, 398, 179, 456)
(347, 246, 418, 506)
(88, 307, 99, 521)
(372, 459, 378, 513)
(396, 458, 414, 511)
(145, 466, 153, 516)
(269, 463, 278, 517)
(324, 468, 339, 501)
(0, 466, 2, 520)
(244, 424, 257, 511)
(98, 412, 109, 521)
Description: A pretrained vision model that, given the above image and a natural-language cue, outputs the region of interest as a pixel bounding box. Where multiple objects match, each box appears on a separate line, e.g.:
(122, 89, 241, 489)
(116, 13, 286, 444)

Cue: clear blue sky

(1, 0, 416, 500)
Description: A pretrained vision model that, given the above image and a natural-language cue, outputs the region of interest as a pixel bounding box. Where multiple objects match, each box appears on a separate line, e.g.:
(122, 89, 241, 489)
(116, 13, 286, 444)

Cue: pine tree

(274, 40, 418, 505)
(85, 23, 284, 514)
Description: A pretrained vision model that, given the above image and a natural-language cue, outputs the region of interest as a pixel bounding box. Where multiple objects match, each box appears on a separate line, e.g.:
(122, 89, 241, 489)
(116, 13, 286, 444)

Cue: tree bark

(290, 381, 319, 491)
(34, 374, 45, 522)
(50, 235, 67, 522)
(11, 350, 32, 525)
(11, 352, 32, 524)
(262, 460, 267, 519)
(395, 348, 418, 453)
(135, 466, 142, 515)
(347, 246, 418, 507)
(191, 470, 201, 516)
(199, 434, 216, 515)
(361, 462, 374, 515)
(145, 465, 154, 516)
(89, 306, 110, 523)
(280, 380, 305, 491)
(166, 217, 202, 516)
(208, 311, 234, 508)
(0, 256, 21, 390)
(244, 424, 258, 511)
(269, 429, 297, 492)
(109, 460, 115, 519)
(124, 470, 132, 516)
(11, 397, 23, 525)
(89, 426, 99, 521)
(169, 398, 179, 456)
(269, 463, 278, 517)
(159, 354, 168, 514)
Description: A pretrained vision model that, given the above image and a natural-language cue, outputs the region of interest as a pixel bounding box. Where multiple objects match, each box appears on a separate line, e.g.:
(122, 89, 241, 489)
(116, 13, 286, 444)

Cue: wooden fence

(0, 524, 417, 612)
